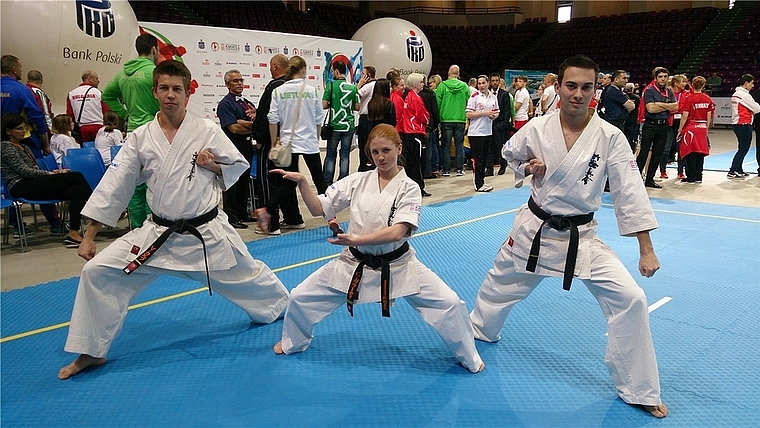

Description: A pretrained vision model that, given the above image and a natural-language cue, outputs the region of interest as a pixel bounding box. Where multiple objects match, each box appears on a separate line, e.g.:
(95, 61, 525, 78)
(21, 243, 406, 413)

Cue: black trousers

(487, 124, 509, 168)
(469, 135, 489, 189)
(683, 153, 705, 181)
(9, 172, 92, 230)
(402, 133, 425, 193)
(265, 152, 326, 232)
(223, 139, 253, 222)
(637, 122, 668, 184)
(357, 115, 373, 172)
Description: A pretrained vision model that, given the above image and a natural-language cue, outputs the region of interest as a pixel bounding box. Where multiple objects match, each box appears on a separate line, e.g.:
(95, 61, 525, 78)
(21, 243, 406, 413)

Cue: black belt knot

(526, 197, 593, 291)
(347, 241, 409, 318)
(123, 207, 218, 295)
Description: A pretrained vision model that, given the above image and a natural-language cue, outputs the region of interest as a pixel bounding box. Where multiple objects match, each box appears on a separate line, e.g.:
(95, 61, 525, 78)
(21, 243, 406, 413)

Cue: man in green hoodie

(102, 34, 160, 229)
(435, 65, 470, 176)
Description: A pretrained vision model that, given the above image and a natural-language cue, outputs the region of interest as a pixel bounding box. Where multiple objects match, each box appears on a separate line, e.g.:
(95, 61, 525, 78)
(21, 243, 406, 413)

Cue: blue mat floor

(667, 146, 757, 172)
(2, 188, 759, 427)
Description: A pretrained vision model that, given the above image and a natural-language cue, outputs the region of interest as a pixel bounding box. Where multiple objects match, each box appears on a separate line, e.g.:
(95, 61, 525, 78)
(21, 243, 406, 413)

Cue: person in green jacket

(101, 34, 160, 229)
(435, 65, 470, 176)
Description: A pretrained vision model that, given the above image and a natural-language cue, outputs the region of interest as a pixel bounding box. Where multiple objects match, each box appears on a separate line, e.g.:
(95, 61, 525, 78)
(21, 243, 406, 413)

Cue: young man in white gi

(469, 55, 668, 418)
(58, 60, 289, 380)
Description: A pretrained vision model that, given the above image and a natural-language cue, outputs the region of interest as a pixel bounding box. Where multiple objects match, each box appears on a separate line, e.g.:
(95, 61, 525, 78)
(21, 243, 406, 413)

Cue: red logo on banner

(252, 73, 261, 78)
(259, 62, 268, 67)
(314, 65, 321, 70)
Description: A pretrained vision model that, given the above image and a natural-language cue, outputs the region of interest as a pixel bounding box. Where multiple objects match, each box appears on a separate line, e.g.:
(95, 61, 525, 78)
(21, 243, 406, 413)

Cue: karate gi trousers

(470, 238, 662, 406)
(64, 232, 289, 358)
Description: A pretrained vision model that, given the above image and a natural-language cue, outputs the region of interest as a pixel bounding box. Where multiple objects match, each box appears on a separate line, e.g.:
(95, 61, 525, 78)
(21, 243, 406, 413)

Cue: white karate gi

(280, 169, 484, 373)
(64, 113, 289, 358)
(470, 112, 663, 405)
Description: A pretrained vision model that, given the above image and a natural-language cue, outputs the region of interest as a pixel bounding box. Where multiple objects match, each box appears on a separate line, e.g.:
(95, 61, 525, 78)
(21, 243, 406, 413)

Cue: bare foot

(273, 341, 284, 355)
(473, 362, 486, 373)
(641, 404, 668, 418)
(58, 354, 106, 380)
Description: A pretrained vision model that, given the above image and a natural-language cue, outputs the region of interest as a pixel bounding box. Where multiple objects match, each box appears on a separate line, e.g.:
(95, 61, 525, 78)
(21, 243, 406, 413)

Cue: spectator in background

(26, 70, 54, 133)
(101, 33, 160, 229)
(540, 73, 559, 116)
(660, 74, 690, 181)
(435, 65, 470, 177)
(727, 74, 760, 178)
(602, 70, 636, 132)
(66, 70, 107, 144)
(49, 114, 79, 168)
(2, 113, 91, 247)
(419, 74, 439, 180)
(465, 75, 498, 192)
(468, 77, 478, 96)
(705, 72, 722, 94)
(427, 74, 443, 177)
(753, 86, 760, 175)
(676, 76, 714, 183)
(0, 55, 50, 157)
(94, 111, 124, 166)
(513, 75, 531, 130)
(623, 82, 641, 153)
(356, 66, 376, 172)
(489, 72, 514, 176)
(263, 56, 326, 235)
(366, 78, 396, 140)
(399, 73, 430, 197)
(322, 61, 359, 186)
(637, 67, 678, 189)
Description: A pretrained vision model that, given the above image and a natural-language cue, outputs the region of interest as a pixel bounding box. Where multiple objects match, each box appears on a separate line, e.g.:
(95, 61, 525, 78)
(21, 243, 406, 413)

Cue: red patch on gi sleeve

(508, 237, 514, 247)
(131, 245, 141, 255)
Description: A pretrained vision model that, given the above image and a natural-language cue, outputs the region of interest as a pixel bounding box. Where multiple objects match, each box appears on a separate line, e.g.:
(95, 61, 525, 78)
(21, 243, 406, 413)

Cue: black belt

(645, 118, 667, 125)
(123, 207, 218, 295)
(347, 241, 409, 318)
(526, 197, 594, 291)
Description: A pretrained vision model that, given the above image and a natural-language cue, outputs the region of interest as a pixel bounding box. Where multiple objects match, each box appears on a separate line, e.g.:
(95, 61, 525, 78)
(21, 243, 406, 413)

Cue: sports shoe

(280, 221, 305, 229)
(64, 236, 82, 248)
(456, 169, 464, 177)
(660, 172, 668, 179)
(12, 224, 33, 239)
(677, 173, 686, 180)
(49, 223, 69, 236)
(727, 171, 744, 179)
(476, 185, 494, 192)
(441, 171, 450, 177)
(255, 227, 281, 236)
(254, 207, 271, 234)
(739, 172, 750, 177)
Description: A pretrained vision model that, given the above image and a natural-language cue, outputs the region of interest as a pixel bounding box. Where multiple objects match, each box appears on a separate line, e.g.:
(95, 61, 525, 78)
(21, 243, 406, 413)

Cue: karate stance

(58, 61, 289, 380)
(469, 55, 668, 417)
(272, 124, 484, 373)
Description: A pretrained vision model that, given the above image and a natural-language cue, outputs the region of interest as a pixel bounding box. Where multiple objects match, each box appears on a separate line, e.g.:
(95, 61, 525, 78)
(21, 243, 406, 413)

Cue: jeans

(440, 122, 465, 172)
(624, 122, 640, 154)
(428, 126, 440, 172)
(323, 130, 354, 186)
(730, 124, 753, 173)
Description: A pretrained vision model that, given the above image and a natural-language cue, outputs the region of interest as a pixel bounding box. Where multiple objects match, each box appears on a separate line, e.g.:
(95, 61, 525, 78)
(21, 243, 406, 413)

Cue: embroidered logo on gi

(109, 162, 119, 170)
(187, 151, 198, 181)
(581, 153, 601, 185)
(408, 204, 421, 214)
(508, 237, 514, 247)
(130, 245, 140, 255)
(629, 160, 638, 170)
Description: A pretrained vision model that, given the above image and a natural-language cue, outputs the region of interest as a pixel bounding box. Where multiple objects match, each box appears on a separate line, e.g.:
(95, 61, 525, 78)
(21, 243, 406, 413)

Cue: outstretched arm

(78, 221, 103, 260)
(272, 169, 324, 217)
(636, 230, 660, 277)
(328, 222, 410, 247)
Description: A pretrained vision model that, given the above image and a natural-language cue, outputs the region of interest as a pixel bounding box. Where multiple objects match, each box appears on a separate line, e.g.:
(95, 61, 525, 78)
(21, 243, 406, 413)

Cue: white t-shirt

(542, 85, 559, 115)
(466, 91, 499, 136)
(358, 80, 375, 115)
(49, 134, 78, 167)
(514, 88, 531, 121)
(94, 126, 124, 165)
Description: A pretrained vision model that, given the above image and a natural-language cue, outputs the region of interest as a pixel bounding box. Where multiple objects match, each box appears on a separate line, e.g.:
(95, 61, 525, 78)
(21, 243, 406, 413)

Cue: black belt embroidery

(123, 207, 218, 295)
(526, 197, 594, 291)
(347, 241, 409, 318)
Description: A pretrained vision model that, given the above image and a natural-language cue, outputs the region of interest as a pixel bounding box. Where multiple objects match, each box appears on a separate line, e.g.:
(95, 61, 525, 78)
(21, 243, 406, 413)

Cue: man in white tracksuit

(469, 55, 669, 418)
(58, 60, 289, 380)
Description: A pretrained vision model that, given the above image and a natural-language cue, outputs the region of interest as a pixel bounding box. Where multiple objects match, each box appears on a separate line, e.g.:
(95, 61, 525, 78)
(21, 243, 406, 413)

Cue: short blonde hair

(405, 73, 424, 89)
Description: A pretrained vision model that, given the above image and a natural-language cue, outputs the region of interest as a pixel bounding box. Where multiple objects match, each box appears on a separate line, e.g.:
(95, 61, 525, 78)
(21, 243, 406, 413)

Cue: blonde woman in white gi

(272, 124, 484, 373)
(58, 61, 289, 380)
(470, 55, 668, 417)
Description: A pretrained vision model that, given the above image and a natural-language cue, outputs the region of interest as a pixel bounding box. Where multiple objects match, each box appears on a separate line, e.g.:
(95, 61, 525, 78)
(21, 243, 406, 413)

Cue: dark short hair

(558, 54, 600, 85)
(489, 72, 501, 80)
(611, 70, 627, 81)
(363, 66, 376, 79)
(738, 74, 755, 86)
(332, 61, 347, 75)
(652, 67, 669, 78)
(153, 60, 192, 91)
(27, 69, 43, 82)
(135, 34, 158, 56)
(2, 112, 27, 138)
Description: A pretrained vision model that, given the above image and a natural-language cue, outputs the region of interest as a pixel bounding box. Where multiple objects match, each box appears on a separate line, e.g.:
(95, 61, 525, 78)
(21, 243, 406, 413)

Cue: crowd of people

(3, 25, 760, 420)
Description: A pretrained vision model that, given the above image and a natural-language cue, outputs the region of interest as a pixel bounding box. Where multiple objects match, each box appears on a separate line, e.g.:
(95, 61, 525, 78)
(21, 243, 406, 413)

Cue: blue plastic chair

(62, 153, 107, 191)
(1, 177, 66, 252)
(109, 145, 122, 163)
(82, 141, 95, 148)
(0, 180, 14, 245)
(65, 147, 101, 158)
(36, 153, 59, 171)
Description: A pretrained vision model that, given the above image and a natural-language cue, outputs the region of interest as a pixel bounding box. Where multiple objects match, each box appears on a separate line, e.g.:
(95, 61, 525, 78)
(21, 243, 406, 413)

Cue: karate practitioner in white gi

(470, 55, 668, 417)
(272, 124, 484, 373)
(58, 61, 289, 380)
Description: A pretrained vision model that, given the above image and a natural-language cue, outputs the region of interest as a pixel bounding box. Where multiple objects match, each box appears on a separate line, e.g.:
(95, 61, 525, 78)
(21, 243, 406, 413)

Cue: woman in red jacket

(399, 73, 430, 197)
(677, 76, 714, 183)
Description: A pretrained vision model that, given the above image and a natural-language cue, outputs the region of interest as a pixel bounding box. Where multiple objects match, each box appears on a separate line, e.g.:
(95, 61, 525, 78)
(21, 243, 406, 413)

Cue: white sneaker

(476, 185, 493, 192)
(279, 221, 305, 229)
(255, 227, 281, 235)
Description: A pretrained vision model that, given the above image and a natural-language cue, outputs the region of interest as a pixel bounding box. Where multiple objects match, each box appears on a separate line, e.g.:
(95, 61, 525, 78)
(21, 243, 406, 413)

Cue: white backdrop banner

(712, 97, 732, 125)
(137, 22, 363, 123)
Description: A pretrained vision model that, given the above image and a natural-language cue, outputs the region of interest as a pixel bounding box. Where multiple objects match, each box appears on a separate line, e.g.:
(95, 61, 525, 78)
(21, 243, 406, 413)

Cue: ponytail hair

(103, 111, 120, 133)
(286, 56, 307, 80)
